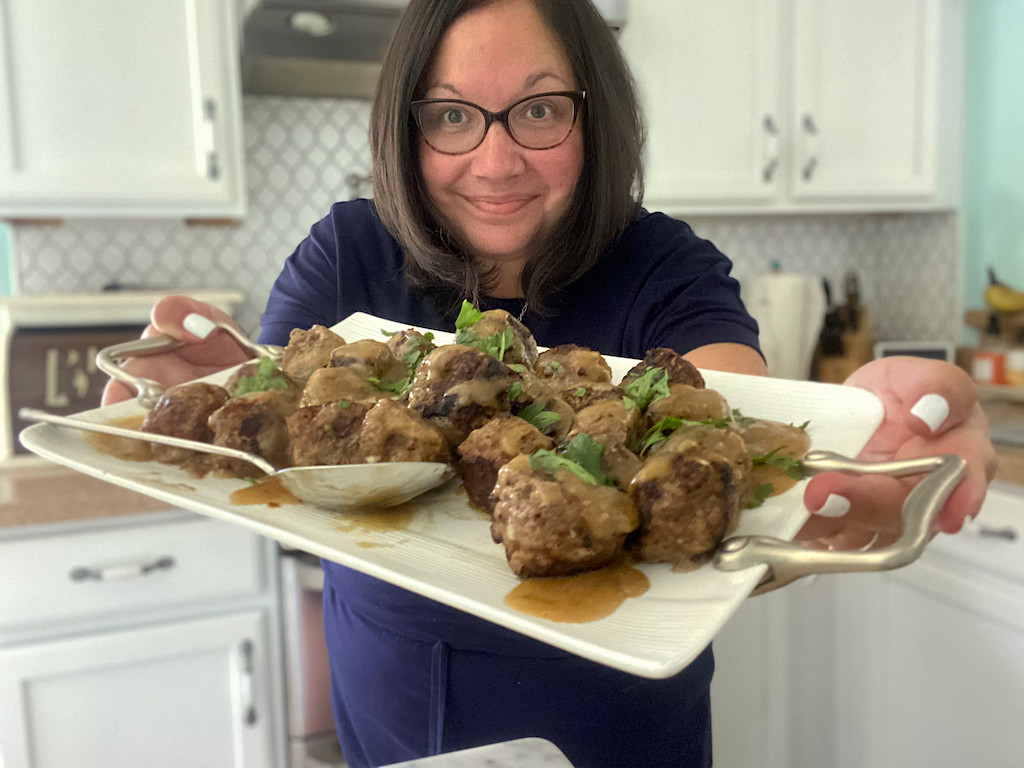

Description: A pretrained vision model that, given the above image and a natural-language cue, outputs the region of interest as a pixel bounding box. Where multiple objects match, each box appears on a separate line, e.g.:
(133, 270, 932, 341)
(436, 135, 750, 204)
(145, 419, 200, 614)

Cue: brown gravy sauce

(505, 564, 650, 623)
(85, 415, 153, 462)
(229, 475, 300, 507)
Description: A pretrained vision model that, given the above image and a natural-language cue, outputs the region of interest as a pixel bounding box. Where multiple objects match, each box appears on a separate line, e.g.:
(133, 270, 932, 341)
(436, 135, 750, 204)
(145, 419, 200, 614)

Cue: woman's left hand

(797, 356, 998, 550)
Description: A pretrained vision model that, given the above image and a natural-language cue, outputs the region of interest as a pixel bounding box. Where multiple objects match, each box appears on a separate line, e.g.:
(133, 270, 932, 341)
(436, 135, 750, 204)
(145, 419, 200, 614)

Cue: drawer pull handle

(69, 556, 176, 582)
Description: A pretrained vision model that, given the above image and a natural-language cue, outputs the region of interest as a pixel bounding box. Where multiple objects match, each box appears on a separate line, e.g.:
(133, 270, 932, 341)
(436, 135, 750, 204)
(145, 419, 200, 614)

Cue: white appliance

(743, 272, 826, 380)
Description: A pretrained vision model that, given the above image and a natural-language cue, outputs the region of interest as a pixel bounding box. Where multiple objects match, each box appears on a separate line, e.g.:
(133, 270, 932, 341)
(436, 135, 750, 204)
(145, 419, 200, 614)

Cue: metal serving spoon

(20, 410, 453, 512)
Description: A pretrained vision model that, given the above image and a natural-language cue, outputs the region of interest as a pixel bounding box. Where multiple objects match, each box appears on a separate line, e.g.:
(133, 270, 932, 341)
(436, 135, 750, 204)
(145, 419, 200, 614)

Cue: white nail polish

(815, 494, 851, 519)
(183, 313, 217, 340)
(910, 393, 950, 433)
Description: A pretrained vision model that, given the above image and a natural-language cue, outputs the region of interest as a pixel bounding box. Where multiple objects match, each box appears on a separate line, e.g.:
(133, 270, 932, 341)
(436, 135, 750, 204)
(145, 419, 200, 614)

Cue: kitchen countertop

(0, 458, 171, 528)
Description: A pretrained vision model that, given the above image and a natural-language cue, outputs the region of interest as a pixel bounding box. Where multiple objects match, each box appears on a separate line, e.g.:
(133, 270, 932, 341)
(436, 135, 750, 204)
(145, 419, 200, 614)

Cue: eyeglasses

(410, 90, 586, 155)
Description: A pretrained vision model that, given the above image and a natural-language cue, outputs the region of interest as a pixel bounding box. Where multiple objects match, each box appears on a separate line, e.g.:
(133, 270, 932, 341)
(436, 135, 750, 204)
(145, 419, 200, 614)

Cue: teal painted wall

(963, 0, 1024, 320)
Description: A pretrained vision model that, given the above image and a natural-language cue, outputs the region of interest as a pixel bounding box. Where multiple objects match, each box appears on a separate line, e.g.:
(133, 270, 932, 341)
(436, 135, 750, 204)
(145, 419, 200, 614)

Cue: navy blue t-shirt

(259, 199, 759, 768)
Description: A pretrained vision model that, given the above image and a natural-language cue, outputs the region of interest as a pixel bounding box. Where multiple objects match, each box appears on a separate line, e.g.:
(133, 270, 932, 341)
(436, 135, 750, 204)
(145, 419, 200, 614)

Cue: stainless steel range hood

(241, 0, 406, 99)
(241, 0, 630, 100)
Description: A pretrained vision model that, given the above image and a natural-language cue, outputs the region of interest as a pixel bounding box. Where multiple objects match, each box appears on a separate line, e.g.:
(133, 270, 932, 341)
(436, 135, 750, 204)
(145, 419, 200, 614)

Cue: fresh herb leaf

(639, 416, 684, 456)
(751, 447, 807, 480)
(507, 381, 524, 403)
(456, 327, 516, 362)
(529, 450, 601, 485)
(516, 401, 562, 432)
(561, 432, 614, 485)
(455, 300, 483, 331)
(730, 408, 758, 428)
(234, 357, 290, 396)
(574, 386, 587, 397)
(623, 366, 670, 411)
(748, 483, 775, 508)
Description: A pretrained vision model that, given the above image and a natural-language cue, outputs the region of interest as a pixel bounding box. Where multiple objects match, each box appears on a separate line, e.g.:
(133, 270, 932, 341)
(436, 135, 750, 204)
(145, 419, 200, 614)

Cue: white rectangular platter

(20, 312, 884, 678)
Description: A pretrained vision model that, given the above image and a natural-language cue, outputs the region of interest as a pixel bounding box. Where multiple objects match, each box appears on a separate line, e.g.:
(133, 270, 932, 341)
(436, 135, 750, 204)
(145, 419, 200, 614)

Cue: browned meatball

(535, 344, 613, 386)
(456, 414, 554, 511)
(384, 328, 437, 370)
(223, 358, 304, 400)
(559, 381, 626, 413)
(301, 367, 380, 407)
(329, 339, 408, 385)
(141, 381, 230, 473)
(208, 390, 296, 477)
(629, 424, 752, 568)
(646, 384, 731, 425)
(457, 308, 538, 367)
(280, 325, 346, 381)
(286, 401, 371, 467)
(568, 400, 643, 489)
(407, 344, 521, 445)
(358, 399, 450, 464)
(510, 368, 575, 442)
(620, 347, 705, 389)
(491, 454, 638, 578)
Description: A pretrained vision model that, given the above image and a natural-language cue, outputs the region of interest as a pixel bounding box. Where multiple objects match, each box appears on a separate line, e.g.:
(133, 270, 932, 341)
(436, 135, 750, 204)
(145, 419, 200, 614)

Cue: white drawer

(925, 481, 1024, 584)
(0, 514, 267, 633)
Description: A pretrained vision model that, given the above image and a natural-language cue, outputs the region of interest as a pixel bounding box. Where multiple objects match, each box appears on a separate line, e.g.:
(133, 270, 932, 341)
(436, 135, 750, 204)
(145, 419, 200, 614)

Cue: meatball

(629, 424, 752, 567)
(286, 401, 371, 467)
(568, 400, 643, 489)
(456, 414, 554, 511)
(491, 454, 639, 578)
(301, 366, 380, 407)
(559, 381, 626, 413)
(646, 384, 731, 425)
(280, 325, 346, 381)
(407, 344, 521, 445)
(223, 358, 304, 401)
(620, 347, 705, 389)
(457, 308, 538, 367)
(535, 344, 613, 386)
(359, 398, 450, 464)
(329, 339, 408, 386)
(510, 368, 575, 442)
(384, 328, 436, 371)
(141, 381, 230, 473)
(208, 390, 296, 477)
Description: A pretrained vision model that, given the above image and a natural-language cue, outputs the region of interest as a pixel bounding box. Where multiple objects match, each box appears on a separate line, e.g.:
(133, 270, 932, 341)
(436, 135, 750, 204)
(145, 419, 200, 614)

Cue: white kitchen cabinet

(0, 511, 286, 768)
(618, 0, 965, 214)
(0, 611, 272, 768)
(827, 484, 1024, 768)
(0, 0, 246, 219)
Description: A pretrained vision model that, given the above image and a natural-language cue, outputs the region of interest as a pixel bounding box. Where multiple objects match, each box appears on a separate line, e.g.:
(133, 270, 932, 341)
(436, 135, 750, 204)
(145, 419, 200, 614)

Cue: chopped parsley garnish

(234, 357, 290, 396)
(573, 386, 587, 397)
(455, 300, 483, 330)
(637, 414, 732, 456)
(453, 301, 516, 361)
(528, 433, 613, 486)
(623, 366, 670, 411)
(751, 447, 807, 481)
(516, 401, 562, 433)
(506, 381, 524, 403)
(368, 331, 436, 398)
(748, 483, 775, 508)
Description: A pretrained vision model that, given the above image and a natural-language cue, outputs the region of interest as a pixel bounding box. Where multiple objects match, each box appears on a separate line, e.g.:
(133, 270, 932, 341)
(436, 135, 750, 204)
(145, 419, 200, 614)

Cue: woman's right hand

(101, 294, 252, 406)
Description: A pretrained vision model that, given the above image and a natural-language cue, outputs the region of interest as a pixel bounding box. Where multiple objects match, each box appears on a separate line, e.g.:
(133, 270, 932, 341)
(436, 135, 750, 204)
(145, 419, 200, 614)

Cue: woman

(104, 0, 997, 765)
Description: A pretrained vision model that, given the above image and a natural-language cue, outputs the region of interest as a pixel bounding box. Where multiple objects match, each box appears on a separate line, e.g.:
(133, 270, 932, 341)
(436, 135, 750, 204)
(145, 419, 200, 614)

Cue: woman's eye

(526, 102, 553, 120)
(441, 108, 465, 125)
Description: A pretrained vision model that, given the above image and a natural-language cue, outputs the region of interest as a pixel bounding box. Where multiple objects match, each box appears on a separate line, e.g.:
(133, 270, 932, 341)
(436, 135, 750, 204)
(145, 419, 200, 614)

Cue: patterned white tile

(11, 96, 958, 345)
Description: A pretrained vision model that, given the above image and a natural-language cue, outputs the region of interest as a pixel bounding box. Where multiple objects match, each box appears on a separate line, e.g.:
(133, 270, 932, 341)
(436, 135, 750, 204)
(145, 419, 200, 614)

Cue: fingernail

(910, 393, 950, 433)
(183, 313, 217, 340)
(815, 494, 851, 519)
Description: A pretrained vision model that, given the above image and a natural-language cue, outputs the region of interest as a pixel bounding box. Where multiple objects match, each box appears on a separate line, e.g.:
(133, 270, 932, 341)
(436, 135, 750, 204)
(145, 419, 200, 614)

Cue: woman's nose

(471, 123, 526, 176)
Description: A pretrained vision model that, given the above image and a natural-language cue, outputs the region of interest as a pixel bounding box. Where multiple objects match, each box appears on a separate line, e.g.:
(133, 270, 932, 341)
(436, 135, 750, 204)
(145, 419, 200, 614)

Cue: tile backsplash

(12, 97, 960, 343)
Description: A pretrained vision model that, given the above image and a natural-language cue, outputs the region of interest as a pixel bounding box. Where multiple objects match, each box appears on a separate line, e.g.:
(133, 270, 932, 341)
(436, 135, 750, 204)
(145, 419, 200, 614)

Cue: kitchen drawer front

(0, 514, 267, 633)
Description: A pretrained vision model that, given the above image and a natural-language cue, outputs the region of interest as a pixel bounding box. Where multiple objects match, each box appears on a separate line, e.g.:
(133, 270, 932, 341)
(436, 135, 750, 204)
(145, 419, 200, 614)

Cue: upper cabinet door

(619, 0, 784, 208)
(790, 0, 940, 201)
(0, 0, 245, 219)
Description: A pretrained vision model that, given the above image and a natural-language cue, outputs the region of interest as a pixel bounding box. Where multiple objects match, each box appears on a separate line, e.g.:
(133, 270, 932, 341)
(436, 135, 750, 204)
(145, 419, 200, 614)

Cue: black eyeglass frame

(410, 90, 587, 155)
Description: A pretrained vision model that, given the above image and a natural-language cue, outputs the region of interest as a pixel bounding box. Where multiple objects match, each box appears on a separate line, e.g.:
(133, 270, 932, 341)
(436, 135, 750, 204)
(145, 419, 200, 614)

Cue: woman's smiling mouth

(466, 195, 534, 215)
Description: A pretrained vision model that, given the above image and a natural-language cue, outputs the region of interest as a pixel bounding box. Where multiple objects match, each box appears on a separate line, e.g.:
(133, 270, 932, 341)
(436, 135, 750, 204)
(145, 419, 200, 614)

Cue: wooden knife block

(812, 309, 874, 384)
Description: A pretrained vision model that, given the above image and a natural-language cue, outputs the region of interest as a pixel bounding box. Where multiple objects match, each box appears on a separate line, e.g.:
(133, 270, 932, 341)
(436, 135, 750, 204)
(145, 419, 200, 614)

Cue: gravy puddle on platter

(230, 475, 300, 507)
(335, 504, 420, 547)
(505, 564, 650, 623)
(86, 415, 153, 462)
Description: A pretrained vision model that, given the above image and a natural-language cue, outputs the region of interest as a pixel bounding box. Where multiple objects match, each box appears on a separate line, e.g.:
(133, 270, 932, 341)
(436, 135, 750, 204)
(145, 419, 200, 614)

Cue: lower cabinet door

(0, 611, 274, 768)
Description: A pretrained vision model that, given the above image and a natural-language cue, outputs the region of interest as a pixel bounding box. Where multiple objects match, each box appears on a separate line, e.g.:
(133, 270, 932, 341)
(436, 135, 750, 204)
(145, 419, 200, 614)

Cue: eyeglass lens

(416, 93, 579, 154)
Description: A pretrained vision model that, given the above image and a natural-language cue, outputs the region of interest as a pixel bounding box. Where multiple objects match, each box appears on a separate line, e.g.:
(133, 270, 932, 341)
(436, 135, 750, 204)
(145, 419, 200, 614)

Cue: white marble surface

(379, 738, 576, 767)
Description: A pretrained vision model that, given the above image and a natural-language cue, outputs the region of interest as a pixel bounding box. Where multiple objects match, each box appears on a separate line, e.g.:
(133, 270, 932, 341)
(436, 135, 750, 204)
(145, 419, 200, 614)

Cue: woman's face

(417, 0, 584, 281)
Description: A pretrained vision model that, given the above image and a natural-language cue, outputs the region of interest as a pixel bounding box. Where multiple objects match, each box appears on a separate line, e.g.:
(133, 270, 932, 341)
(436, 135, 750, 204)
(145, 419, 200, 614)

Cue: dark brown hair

(370, 0, 644, 317)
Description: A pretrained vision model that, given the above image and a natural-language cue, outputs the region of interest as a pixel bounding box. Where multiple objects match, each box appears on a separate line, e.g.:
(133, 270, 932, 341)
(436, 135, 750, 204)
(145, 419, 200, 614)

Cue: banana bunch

(984, 267, 1024, 313)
